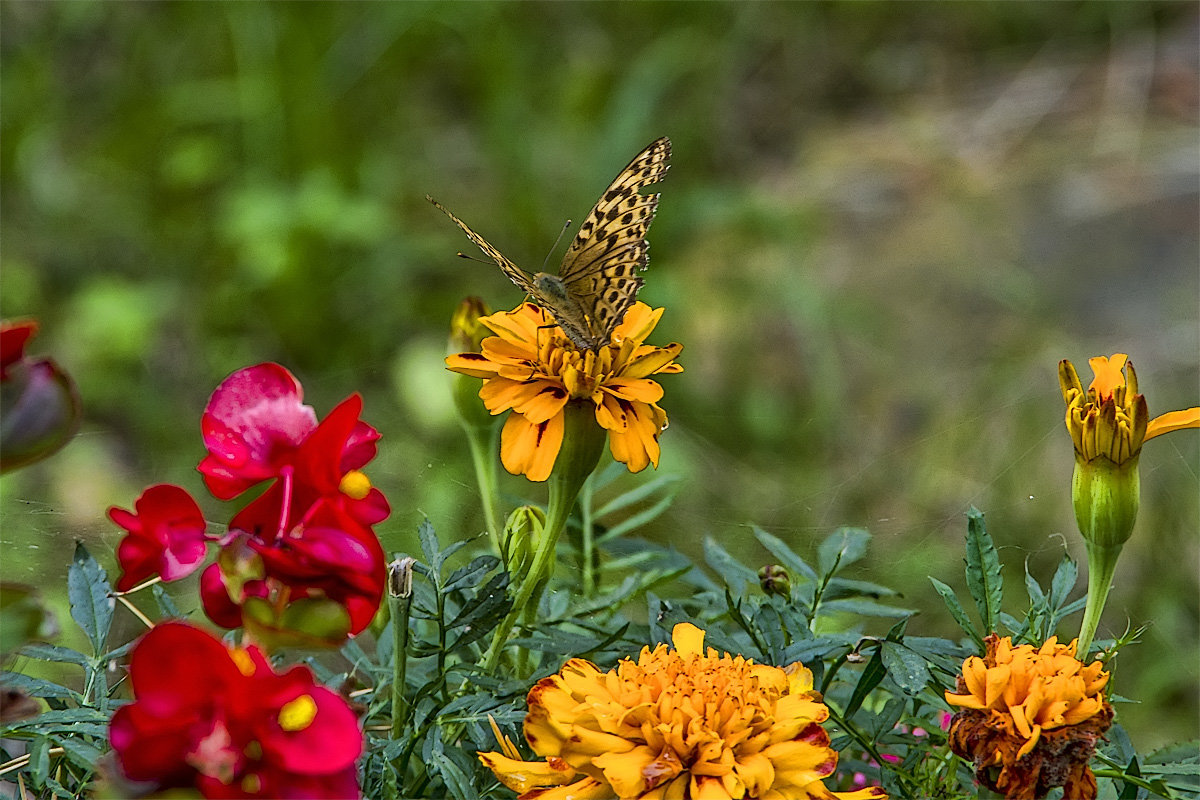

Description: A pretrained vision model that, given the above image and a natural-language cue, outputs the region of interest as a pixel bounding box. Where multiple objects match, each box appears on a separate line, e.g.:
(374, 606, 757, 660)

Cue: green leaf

(820, 599, 914, 618)
(880, 641, 931, 694)
(0, 671, 81, 702)
(817, 527, 870, 577)
(929, 577, 981, 648)
(51, 735, 104, 771)
(444, 556, 500, 593)
(28, 735, 50, 787)
(418, 518, 443, 573)
(17, 642, 90, 668)
(752, 526, 818, 582)
(1049, 555, 1079, 608)
(702, 537, 756, 595)
(151, 583, 184, 618)
(593, 473, 680, 520)
(67, 541, 114, 657)
(843, 644, 886, 719)
(598, 492, 677, 542)
(963, 508, 1002, 634)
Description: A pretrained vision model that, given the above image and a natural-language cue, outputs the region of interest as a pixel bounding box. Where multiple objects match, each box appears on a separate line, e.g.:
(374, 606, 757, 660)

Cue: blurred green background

(2, 2, 1196, 750)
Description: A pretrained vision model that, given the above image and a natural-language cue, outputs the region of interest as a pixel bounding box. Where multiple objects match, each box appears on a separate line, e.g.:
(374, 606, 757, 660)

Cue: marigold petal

(1146, 407, 1200, 440)
(445, 351, 502, 378)
(561, 726, 638, 761)
(501, 412, 564, 482)
(604, 378, 665, 404)
(479, 751, 578, 793)
(514, 384, 571, 424)
(671, 623, 706, 656)
(614, 303, 663, 341)
(592, 745, 662, 797)
(620, 344, 684, 380)
(523, 776, 612, 800)
(482, 378, 542, 414)
(1016, 724, 1042, 760)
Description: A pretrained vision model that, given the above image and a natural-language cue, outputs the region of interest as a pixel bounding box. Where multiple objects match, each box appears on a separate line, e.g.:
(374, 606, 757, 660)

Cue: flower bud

(500, 505, 544, 581)
(758, 564, 792, 597)
(448, 298, 498, 433)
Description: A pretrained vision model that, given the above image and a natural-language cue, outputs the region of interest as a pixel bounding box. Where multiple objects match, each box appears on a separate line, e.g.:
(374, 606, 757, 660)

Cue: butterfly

(428, 137, 670, 352)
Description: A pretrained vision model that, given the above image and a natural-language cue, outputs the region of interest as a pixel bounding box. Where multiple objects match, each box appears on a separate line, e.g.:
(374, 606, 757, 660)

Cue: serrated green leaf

(28, 734, 49, 786)
(963, 508, 1002, 634)
(51, 735, 104, 770)
(843, 645, 886, 719)
(752, 526, 819, 582)
(817, 527, 870, 577)
(880, 641, 931, 694)
(0, 671, 81, 702)
(1049, 555, 1079, 608)
(593, 474, 680, 520)
(16, 642, 90, 668)
(429, 747, 479, 800)
(67, 541, 114, 657)
(929, 577, 981, 648)
(418, 518, 443, 573)
(444, 555, 500, 593)
(702, 537, 756, 595)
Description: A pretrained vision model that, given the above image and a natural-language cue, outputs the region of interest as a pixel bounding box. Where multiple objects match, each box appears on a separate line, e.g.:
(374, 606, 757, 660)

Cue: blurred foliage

(1, 0, 1196, 751)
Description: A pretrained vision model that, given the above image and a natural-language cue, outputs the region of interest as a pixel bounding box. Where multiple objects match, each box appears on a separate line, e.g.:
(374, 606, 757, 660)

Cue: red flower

(108, 484, 210, 592)
(109, 622, 361, 799)
(1, 318, 82, 472)
(198, 363, 320, 500)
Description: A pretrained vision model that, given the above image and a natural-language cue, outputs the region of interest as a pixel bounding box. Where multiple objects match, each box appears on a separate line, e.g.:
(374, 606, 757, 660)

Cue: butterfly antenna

(540, 219, 573, 272)
(456, 252, 493, 264)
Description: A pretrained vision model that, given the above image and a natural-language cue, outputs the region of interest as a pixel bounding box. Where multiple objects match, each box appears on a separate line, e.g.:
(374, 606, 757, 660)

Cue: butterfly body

(430, 137, 671, 352)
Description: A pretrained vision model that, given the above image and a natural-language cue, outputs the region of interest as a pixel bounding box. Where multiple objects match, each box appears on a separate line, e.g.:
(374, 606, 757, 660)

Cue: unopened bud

(758, 564, 792, 597)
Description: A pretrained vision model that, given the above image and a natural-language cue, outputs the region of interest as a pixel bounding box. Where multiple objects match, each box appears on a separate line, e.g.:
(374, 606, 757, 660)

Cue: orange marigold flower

(446, 301, 683, 482)
(945, 634, 1113, 800)
(478, 623, 887, 800)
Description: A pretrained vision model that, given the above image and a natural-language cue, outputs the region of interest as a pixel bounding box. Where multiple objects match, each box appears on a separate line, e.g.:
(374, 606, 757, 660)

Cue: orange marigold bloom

(945, 634, 1113, 800)
(446, 301, 683, 482)
(479, 623, 887, 800)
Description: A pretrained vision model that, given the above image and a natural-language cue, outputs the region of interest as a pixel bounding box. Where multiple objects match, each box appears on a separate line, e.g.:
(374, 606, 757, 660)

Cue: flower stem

(483, 402, 606, 675)
(464, 419, 503, 555)
(1078, 541, 1122, 658)
(388, 562, 414, 739)
(580, 472, 596, 598)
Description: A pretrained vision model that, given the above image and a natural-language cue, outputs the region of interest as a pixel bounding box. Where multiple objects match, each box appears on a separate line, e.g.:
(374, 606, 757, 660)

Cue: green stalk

(483, 402, 607, 675)
(1077, 541, 1122, 658)
(388, 558, 414, 740)
(464, 419, 503, 555)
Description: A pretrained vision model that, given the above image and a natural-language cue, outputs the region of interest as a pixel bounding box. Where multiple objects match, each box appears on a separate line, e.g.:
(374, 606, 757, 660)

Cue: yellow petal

(1146, 407, 1200, 441)
(501, 412, 564, 482)
(1087, 354, 1128, 402)
(477, 751, 577, 793)
(672, 623, 706, 656)
(522, 776, 613, 800)
(445, 352, 502, 378)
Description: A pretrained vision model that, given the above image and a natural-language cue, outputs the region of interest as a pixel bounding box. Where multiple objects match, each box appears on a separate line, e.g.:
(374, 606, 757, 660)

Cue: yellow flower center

(278, 694, 318, 732)
(339, 469, 372, 500)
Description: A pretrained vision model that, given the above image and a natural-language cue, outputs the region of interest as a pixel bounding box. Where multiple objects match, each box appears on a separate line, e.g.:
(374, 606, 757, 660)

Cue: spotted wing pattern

(558, 137, 671, 346)
(428, 136, 670, 351)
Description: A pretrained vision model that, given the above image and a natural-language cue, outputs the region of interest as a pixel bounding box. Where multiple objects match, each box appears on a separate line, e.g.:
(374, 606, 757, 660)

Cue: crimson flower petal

(198, 363, 318, 499)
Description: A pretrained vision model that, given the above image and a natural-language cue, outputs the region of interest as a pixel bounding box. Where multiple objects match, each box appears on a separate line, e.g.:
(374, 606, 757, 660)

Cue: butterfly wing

(557, 137, 671, 345)
(427, 195, 540, 297)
